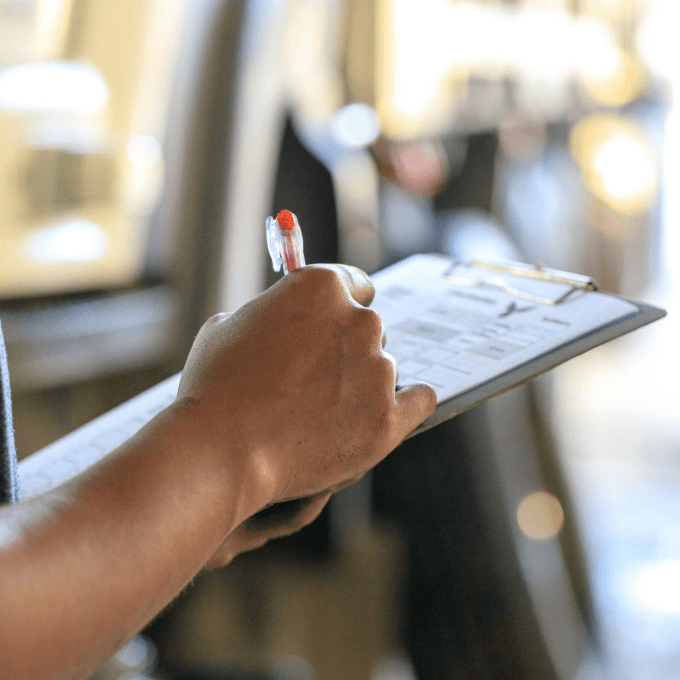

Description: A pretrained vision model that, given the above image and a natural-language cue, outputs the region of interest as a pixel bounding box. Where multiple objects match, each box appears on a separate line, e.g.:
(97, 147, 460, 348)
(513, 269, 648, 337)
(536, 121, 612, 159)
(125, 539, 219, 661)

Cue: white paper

(19, 374, 181, 499)
(371, 255, 638, 403)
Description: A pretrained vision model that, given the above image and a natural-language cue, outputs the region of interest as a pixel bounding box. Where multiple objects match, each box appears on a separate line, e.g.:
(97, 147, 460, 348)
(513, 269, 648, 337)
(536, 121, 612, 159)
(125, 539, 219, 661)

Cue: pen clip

(266, 216, 283, 272)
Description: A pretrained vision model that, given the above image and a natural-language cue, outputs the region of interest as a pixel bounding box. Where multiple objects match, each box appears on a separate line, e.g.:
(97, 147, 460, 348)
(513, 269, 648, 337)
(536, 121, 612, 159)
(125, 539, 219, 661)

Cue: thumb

(393, 382, 437, 441)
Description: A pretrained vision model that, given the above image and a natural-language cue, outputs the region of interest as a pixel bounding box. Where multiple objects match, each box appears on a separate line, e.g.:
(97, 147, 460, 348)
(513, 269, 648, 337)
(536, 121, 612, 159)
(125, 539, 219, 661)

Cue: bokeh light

(517, 491, 565, 542)
(569, 114, 658, 217)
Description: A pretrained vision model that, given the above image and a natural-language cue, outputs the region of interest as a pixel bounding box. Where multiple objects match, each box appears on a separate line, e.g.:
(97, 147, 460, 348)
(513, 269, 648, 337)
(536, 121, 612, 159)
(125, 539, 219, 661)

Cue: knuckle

(354, 306, 383, 336)
(300, 266, 343, 291)
(296, 267, 348, 307)
(377, 351, 397, 381)
(206, 312, 229, 326)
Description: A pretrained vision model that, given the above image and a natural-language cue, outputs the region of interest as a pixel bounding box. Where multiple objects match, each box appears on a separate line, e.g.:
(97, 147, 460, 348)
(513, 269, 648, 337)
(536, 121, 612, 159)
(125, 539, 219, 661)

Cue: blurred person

(0, 263, 436, 680)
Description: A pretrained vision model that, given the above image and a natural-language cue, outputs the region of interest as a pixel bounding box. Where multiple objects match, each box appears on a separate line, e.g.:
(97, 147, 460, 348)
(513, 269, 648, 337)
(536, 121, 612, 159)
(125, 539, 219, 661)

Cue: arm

(0, 265, 436, 680)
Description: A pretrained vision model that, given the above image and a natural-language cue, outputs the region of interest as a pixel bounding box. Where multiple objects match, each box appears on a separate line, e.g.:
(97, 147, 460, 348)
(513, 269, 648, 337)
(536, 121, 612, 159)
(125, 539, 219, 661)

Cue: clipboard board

(18, 255, 666, 499)
(367, 254, 666, 437)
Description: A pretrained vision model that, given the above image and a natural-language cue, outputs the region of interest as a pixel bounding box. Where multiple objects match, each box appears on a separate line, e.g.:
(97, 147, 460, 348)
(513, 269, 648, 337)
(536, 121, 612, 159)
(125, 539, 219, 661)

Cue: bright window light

(127, 134, 163, 168)
(624, 560, 680, 614)
(379, 0, 625, 136)
(593, 132, 656, 204)
(570, 115, 658, 216)
(637, 0, 680, 83)
(574, 16, 621, 83)
(24, 220, 109, 263)
(0, 62, 109, 115)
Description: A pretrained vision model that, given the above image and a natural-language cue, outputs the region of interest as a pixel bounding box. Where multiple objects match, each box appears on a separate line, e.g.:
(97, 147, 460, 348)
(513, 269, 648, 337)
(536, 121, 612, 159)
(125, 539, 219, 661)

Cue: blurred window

(0, 0, 186, 298)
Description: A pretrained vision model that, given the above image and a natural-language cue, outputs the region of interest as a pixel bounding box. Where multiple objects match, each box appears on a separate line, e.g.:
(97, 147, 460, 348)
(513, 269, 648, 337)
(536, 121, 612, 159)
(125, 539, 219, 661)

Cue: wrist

(164, 396, 278, 530)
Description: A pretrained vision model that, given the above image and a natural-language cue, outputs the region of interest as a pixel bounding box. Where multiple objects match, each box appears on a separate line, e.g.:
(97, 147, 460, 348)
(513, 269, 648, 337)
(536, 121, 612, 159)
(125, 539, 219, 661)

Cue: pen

(266, 209, 306, 275)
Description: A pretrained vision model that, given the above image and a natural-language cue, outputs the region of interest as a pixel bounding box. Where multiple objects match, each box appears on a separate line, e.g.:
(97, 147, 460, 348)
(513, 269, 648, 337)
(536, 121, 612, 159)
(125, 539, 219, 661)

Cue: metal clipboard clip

(442, 259, 598, 305)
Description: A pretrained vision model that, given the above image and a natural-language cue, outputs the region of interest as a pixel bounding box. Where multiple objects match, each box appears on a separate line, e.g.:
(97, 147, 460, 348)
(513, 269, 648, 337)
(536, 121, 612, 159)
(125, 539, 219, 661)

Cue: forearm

(0, 263, 436, 680)
(0, 398, 261, 680)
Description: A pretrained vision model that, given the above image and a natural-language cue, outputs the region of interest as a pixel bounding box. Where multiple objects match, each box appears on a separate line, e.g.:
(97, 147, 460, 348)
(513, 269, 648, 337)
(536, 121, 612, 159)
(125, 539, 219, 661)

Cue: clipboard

(18, 255, 666, 499)
(367, 254, 666, 436)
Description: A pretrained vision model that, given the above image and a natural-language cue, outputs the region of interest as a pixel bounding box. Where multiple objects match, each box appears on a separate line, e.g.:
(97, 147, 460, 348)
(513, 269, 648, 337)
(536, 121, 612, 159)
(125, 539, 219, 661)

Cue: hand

(177, 264, 436, 559)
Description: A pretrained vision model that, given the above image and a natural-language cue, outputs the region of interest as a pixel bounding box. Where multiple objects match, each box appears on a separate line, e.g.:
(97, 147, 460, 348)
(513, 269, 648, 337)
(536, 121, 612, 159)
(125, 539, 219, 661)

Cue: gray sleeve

(0, 320, 21, 504)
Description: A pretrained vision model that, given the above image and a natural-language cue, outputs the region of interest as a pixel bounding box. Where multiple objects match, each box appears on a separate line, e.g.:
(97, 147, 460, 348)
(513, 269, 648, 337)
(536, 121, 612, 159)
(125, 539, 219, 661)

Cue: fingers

(244, 492, 332, 535)
(281, 492, 332, 532)
(303, 264, 375, 307)
(204, 493, 333, 569)
(393, 382, 437, 441)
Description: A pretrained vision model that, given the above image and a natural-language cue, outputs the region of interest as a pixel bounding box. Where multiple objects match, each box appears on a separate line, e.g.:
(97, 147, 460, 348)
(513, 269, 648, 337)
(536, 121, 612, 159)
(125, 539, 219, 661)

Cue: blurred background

(1, 0, 678, 678)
